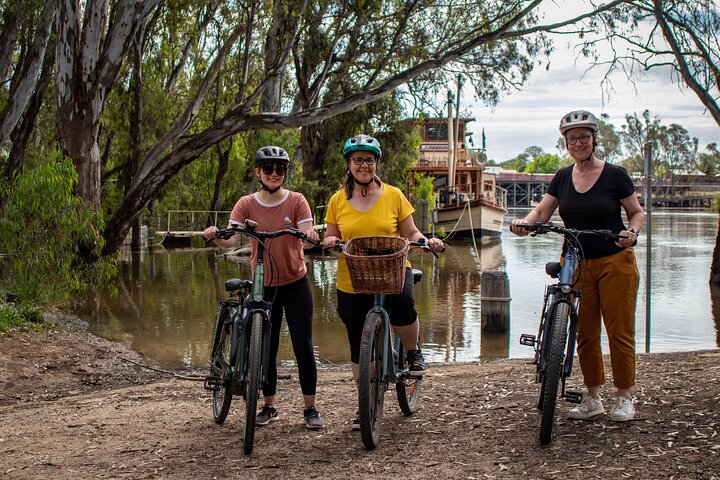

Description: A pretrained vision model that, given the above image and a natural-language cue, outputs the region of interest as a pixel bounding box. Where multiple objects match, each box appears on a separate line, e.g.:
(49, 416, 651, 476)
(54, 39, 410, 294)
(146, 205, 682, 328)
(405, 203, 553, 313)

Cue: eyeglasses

(566, 134, 593, 146)
(260, 164, 287, 176)
(350, 156, 377, 166)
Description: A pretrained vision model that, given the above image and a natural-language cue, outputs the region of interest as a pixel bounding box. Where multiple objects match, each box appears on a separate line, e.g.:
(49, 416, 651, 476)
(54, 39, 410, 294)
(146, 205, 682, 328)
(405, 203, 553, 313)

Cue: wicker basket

(344, 236, 409, 294)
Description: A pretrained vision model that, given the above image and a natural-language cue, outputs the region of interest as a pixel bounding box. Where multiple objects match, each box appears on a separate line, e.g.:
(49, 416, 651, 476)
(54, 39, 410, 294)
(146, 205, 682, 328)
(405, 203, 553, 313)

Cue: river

(75, 211, 720, 369)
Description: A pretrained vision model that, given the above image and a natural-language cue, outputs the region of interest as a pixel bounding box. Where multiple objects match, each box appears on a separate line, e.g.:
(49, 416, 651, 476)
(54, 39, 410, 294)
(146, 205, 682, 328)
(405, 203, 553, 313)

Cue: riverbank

(1, 315, 719, 479)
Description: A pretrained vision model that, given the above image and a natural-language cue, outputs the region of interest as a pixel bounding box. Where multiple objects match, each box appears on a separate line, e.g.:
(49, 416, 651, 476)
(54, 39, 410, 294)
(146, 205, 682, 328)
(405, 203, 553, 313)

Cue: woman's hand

(304, 229, 320, 243)
(323, 235, 340, 250)
(616, 229, 638, 249)
(427, 237, 444, 253)
(510, 219, 529, 237)
(203, 226, 219, 241)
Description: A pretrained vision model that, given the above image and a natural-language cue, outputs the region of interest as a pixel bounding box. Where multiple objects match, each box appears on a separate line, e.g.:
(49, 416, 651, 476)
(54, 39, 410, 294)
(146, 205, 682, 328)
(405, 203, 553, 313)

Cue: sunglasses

(260, 164, 287, 176)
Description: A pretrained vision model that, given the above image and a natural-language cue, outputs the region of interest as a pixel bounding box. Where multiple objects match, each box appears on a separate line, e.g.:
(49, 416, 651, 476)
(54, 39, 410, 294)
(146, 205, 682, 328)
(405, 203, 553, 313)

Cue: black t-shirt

(547, 162, 635, 259)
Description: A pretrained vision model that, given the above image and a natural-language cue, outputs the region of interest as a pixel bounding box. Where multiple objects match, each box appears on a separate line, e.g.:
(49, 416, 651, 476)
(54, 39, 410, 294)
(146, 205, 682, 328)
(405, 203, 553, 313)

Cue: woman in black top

(511, 110, 644, 422)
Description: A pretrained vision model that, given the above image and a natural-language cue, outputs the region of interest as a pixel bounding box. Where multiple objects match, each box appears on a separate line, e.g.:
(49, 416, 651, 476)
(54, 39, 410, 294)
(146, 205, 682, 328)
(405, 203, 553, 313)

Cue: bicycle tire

(358, 312, 386, 450)
(211, 312, 234, 424)
(539, 301, 570, 445)
(243, 312, 263, 455)
(395, 336, 422, 415)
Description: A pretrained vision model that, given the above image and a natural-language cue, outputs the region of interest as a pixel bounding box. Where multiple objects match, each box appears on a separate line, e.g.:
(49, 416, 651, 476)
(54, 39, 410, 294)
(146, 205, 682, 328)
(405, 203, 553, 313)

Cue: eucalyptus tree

(0, 0, 56, 209)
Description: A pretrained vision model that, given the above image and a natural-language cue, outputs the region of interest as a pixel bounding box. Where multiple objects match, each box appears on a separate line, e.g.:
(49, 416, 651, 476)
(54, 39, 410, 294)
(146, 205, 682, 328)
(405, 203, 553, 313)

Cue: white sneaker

(567, 395, 605, 420)
(609, 396, 635, 422)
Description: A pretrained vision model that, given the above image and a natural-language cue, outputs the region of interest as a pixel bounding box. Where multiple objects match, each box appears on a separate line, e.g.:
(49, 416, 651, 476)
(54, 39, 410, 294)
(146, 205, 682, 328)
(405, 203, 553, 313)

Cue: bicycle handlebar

(326, 237, 442, 258)
(208, 219, 322, 247)
(514, 222, 628, 241)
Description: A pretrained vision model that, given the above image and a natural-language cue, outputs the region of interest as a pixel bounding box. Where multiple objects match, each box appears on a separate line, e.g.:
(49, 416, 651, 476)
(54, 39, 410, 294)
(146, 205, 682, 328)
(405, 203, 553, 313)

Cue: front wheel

(539, 302, 570, 445)
(211, 312, 234, 424)
(395, 336, 422, 415)
(243, 312, 263, 455)
(358, 312, 386, 450)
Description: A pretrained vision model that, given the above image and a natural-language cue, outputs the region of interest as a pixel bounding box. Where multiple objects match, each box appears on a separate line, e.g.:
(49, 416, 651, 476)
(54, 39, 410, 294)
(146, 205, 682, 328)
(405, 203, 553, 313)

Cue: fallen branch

(121, 357, 206, 381)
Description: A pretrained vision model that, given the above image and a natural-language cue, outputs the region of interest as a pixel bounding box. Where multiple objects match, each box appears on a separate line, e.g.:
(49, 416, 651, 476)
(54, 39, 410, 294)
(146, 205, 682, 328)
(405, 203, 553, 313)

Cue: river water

(75, 211, 720, 369)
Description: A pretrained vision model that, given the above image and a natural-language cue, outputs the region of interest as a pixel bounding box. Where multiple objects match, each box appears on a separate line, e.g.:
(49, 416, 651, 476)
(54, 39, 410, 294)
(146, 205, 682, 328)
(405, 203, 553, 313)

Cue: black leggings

(336, 267, 417, 364)
(262, 275, 317, 397)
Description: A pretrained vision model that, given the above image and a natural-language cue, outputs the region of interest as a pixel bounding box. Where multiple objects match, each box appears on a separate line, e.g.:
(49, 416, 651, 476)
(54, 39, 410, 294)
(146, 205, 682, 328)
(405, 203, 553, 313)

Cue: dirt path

(1, 315, 719, 479)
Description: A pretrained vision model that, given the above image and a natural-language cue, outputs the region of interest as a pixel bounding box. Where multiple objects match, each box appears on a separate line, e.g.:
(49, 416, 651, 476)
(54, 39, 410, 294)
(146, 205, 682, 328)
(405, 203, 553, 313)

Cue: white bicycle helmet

(559, 110, 599, 135)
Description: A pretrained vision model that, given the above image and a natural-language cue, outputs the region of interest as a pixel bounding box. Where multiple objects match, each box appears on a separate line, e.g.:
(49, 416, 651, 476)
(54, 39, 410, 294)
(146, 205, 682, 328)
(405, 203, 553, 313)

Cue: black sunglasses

(260, 164, 287, 176)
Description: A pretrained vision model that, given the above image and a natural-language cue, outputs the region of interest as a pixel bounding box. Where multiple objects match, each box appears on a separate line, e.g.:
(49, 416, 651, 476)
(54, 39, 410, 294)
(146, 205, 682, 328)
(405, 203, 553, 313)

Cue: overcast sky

(461, 3, 719, 163)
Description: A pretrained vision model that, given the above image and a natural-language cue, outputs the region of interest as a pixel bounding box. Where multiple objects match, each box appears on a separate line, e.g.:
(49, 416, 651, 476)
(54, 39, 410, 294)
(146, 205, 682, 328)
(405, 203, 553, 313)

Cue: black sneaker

(406, 349, 427, 376)
(256, 405, 279, 426)
(303, 406, 324, 430)
(351, 412, 360, 431)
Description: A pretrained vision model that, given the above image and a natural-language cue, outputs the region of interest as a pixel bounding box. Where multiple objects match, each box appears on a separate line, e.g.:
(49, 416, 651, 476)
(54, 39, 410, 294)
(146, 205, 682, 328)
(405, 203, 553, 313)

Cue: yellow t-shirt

(325, 183, 415, 293)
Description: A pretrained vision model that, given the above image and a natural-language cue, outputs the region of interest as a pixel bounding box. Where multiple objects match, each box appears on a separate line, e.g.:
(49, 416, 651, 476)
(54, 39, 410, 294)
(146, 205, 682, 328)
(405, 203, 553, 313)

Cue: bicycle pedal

(564, 391, 583, 404)
(203, 376, 222, 391)
(519, 333, 536, 347)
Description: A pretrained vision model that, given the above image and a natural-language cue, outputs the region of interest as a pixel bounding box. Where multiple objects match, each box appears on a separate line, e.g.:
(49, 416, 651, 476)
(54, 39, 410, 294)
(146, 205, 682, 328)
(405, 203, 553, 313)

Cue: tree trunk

(710, 216, 720, 285)
(208, 142, 230, 227)
(0, 37, 54, 212)
(129, 28, 144, 251)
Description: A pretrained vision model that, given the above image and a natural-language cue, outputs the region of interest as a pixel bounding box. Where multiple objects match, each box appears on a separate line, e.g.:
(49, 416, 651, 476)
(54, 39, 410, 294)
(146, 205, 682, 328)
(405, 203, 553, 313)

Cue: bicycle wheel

(211, 312, 234, 424)
(539, 301, 570, 445)
(243, 312, 263, 455)
(358, 312, 386, 450)
(395, 336, 422, 415)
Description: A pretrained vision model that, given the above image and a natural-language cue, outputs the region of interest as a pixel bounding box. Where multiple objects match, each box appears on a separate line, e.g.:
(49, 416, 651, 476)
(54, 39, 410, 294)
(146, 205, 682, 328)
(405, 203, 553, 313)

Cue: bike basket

(343, 236, 409, 294)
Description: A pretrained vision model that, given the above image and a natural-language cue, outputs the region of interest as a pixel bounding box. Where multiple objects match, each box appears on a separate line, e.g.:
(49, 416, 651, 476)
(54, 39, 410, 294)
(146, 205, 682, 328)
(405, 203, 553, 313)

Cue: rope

(466, 200, 479, 258)
(439, 200, 469, 241)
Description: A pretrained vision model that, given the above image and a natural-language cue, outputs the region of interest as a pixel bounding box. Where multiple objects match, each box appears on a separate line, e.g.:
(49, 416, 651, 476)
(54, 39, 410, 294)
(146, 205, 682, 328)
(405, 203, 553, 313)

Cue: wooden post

(480, 270, 510, 332)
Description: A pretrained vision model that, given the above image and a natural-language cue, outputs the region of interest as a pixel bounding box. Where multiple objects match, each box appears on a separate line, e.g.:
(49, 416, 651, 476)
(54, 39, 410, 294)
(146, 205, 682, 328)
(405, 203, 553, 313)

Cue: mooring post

(480, 270, 511, 332)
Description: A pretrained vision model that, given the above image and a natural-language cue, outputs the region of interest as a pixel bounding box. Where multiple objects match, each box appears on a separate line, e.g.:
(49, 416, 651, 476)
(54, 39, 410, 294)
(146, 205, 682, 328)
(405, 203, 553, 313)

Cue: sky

(461, 3, 719, 163)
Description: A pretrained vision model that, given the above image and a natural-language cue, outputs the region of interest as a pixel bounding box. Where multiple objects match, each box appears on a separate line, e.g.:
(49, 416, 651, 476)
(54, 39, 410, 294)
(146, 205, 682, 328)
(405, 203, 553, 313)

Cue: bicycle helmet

(342, 134, 382, 159)
(559, 110, 599, 135)
(255, 146, 290, 166)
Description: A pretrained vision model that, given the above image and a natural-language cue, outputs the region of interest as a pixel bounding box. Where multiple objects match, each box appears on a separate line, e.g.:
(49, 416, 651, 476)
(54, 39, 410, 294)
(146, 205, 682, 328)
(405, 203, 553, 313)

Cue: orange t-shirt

(229, 190, 313, 286)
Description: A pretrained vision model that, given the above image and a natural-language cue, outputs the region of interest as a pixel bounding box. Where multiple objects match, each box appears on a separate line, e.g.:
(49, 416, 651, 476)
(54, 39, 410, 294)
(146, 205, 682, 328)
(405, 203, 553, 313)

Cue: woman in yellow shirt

(322, 134, 444, 430)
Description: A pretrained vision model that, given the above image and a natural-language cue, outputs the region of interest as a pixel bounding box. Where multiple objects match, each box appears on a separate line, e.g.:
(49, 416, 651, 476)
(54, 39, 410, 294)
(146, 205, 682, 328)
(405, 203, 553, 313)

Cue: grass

(0, 304, 46, 333)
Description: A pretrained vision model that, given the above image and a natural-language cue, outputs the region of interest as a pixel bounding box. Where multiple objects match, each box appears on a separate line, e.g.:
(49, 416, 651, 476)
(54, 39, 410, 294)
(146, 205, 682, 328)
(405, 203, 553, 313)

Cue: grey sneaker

(256, 405, 279, 426)
(567, 395, 605, 420)
(406, 349, 427, 376)
(351, 411, 360, 431)
(609, 396, 635, 422)
(303, 406, 324, 430)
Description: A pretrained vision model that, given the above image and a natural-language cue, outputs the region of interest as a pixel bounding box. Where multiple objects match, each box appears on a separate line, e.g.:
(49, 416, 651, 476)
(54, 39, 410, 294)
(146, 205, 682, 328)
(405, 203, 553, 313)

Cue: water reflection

(75, 212, 720, 369)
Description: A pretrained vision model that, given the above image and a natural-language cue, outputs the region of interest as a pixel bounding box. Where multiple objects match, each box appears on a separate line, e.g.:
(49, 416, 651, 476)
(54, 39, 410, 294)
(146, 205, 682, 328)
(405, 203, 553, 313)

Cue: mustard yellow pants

(574, 248, 639, 390)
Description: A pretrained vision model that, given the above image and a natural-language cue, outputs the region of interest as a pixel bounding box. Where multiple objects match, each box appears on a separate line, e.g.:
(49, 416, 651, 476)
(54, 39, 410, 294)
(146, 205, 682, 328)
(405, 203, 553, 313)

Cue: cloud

(467, 49, 718, 162)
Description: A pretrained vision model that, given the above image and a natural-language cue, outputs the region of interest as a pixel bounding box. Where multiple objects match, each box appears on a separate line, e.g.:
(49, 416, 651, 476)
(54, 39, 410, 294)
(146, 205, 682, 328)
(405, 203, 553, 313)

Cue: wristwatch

(628, 228, 640, 236)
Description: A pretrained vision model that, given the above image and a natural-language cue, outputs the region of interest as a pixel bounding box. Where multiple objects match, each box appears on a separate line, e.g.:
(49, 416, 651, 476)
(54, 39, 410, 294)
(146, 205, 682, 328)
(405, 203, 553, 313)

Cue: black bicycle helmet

(255, 146, 290, 166)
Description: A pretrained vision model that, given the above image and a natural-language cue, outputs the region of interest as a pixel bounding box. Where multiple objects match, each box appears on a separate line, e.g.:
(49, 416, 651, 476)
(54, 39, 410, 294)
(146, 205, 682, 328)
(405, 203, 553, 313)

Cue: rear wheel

(395, 336, 422, 415)
(358, 312, 386, 450)
(539, 302, 570, 445)
(211, 312, 234, 424)
(243, 312, 263, 455)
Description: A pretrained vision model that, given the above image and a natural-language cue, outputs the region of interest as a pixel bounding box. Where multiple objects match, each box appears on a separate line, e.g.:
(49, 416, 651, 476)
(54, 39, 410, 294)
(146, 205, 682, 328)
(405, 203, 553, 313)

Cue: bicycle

(335, 236, 440, 450)
(203, 219, 320, 455)
(516, 222, 626, 445)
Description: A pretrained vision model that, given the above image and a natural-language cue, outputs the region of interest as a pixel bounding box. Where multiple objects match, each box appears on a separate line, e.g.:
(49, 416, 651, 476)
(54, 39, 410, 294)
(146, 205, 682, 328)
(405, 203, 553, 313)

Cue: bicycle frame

(536, 244, 582, 395)
(230, 242, 272, 389)
(366, 294, 408, 387)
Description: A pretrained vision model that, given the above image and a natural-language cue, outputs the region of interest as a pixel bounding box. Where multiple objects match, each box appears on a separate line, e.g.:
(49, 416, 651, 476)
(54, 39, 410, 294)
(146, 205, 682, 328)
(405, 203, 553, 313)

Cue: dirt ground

(1, 314, 719, 480)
